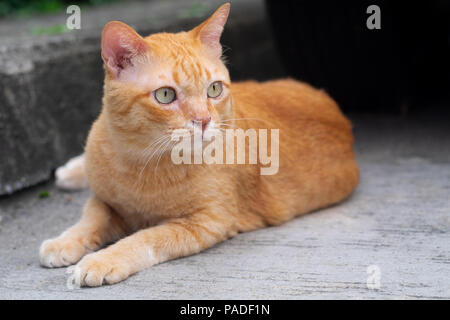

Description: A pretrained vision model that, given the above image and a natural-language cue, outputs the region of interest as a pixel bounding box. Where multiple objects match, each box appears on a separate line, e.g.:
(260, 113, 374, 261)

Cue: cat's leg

(40, 197, 128, 268)
(69, 211, 237, 287)
(55, 153, 89, 190)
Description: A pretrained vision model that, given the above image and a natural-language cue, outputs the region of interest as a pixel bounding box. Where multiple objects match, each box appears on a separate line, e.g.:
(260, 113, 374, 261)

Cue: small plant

(38, 190, 50, 198)
(29, 23, 69, 35)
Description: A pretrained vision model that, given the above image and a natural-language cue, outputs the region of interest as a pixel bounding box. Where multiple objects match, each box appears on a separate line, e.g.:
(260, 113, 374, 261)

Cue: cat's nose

(191, 116, 211, 132)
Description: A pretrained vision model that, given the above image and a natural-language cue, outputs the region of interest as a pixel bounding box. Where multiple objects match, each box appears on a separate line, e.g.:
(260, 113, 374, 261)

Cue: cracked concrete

(0, 113, 449, 299)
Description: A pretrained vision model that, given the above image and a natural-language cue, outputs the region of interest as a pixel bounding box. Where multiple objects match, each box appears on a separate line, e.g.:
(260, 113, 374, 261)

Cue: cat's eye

(207, 81, 223, 98)
(154, 87, 176, 104)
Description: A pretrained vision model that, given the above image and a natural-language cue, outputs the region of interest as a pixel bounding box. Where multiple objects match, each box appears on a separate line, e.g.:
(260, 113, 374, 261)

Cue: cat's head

(100, 3, 232, 155)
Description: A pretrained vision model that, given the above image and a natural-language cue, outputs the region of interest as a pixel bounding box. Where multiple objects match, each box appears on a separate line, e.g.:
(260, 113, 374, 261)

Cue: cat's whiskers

(145, 136, 171, 167)
(216, 123, 237, 129)
(139, 138, 169, 170)
(154, 139, 176, 174)
(139, 134, 170, 159)
(137, 134, 171, 182)
(138, 121, 260, 178)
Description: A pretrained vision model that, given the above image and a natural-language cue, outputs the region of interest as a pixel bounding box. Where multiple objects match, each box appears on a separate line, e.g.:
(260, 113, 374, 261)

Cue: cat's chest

(91, 162, 195, 222)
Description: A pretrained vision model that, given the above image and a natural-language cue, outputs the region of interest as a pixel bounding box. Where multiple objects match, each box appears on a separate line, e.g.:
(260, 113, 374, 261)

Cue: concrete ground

(0, 113, 449, 299)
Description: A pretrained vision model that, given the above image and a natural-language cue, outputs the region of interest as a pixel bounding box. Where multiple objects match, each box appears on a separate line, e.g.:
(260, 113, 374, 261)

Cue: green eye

(154, 87, 176, 104)
(207, 81, 223, 98)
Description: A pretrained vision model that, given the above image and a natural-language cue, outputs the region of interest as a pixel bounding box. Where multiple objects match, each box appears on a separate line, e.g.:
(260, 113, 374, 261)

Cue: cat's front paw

(68, 251, 131, 287)
(40, 237, 89, 268)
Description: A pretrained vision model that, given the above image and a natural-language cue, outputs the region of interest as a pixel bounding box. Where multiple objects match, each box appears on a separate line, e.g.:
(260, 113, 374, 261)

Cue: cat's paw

(40, 237, 89, 268)
(68, 251, 131, 287)
(55, 154, 89, 190)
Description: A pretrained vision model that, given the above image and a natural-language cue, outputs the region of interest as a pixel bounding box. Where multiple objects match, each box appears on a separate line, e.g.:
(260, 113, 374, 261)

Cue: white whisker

(154, 139, 175, 174)
(137, 134, 171, 182)
(217, 123, 236, 128)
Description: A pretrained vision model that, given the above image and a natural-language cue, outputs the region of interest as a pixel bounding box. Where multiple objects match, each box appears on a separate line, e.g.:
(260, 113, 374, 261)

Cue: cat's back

(231, 79, 358, 222)
(231, 78, 352, 132)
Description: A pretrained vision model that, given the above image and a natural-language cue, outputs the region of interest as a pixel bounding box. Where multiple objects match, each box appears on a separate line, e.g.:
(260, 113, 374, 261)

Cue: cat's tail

(55, 154, 89, 190)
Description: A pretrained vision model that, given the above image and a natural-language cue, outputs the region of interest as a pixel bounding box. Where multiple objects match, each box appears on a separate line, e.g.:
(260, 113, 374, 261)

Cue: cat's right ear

(101, 21, 148, 78)
(191, 3, 230, 58)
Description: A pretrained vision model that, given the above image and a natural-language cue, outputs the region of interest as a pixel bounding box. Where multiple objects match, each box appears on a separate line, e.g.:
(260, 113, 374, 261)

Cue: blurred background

(0, 0, 449, 195)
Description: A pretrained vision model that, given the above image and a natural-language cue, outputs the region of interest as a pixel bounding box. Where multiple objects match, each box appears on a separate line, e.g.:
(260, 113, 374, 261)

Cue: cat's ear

(101, 21, 148, 78)
(191, 3, 230, 58)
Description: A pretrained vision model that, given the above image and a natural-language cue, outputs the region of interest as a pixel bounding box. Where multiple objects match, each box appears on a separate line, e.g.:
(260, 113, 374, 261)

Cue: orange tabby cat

(40, 3, 359, 287)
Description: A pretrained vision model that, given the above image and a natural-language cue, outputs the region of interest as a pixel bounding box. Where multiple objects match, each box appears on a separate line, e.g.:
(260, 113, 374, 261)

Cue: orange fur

(41, 3, 358, 286)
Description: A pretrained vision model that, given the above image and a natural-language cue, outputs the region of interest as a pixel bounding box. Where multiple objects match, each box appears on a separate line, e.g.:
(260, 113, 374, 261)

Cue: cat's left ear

(191, 3, 230, 58)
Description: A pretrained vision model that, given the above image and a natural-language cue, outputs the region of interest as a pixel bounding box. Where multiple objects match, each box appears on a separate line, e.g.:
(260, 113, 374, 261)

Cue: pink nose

(192, 116, 211, 132)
